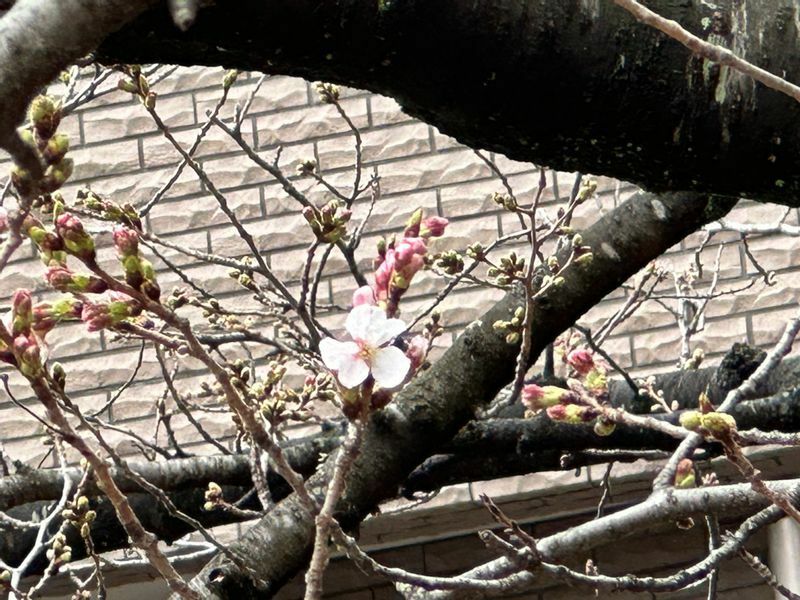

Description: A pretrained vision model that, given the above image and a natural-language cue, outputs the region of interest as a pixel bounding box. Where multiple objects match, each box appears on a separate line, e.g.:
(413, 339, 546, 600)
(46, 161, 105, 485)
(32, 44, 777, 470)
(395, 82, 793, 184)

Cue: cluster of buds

(302, 200, 352, 243)
(314, 81, 340, 104)
(432, 249, 464, 275)
(296, 158, 317, 176)
(76, 188, 142, 230)
(1, 290, 46, 377)
(679, 390, 737, 439)
(565, 348, 608, 397)
(114, 226, 160, 301)
(117, 65, 157, 110)
(465, 242, 485, 261)
(255, 364, 334, 426)
(249, 360, 286, 398)
(487, 252, 525, 286)
(45, 264, 107, 294)
(62, 495, 97, 542)
(570, 234, 593, 267)
(679, 409, 737, 439)
(524, 385, 616, 437)
(683, 347, 705, 370)
(80, 293, 142, 332)
(575, 179, 598, 204)
(203, 482, 224, 512)
(45, 532, 72, 567)
(23, 213, 66, 265)
(12, 95, 73, 196)
(491, 191, 517, 212)
(521, 383, 579, 412)
(353, 209, 449, 316)
(166, 288, 192, 310)
(31, 297, 83, 337)
(493, 306, 526, 345)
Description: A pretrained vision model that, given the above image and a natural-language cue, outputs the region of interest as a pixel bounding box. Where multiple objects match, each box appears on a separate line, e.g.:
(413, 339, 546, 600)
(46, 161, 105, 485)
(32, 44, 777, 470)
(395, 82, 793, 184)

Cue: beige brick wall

(2, 65, 798, 597)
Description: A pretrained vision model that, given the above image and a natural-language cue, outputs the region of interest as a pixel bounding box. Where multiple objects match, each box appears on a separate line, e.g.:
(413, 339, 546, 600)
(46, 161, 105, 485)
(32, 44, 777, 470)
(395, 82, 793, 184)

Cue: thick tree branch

(0, 0, 158, 171)
(419, 480, 800, 598)
(94, 0, 800, 205)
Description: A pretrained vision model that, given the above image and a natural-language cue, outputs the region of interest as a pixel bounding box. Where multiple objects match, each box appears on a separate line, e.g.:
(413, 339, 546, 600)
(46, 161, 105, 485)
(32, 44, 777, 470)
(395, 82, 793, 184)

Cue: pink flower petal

(345, 304, 379, 342)
(351, 285, 376, 307)
(367, 316, 406, 347)
(337, 356, 370, 388)
(319, 338, 359, 371)
(371, 346, 410, 389)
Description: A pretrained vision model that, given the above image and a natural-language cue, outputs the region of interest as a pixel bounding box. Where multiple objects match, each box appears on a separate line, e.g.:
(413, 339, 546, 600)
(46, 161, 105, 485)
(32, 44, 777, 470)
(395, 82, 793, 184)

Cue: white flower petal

(345, 304, 380, 342)
(319, 338, 359, 371)
(337, 356, 370, 388)
(371, 346, 411, 389)
(368, 316, 407, 347)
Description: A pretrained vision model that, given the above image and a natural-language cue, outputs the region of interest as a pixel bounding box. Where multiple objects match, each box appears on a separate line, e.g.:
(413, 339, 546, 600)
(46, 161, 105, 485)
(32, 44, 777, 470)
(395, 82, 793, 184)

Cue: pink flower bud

(81, 294, 140, 332)
(113, 226, 139, 258)
(11, 289, 33, 336)
(32, 298, 83, 336)
(405, 335, 427, 371)
(420, 216, 449, 238)
(55, 213, 95, 263)
(13, 334, 42, 377)
(566, 349, 595, 375)
(546, 403, 596, 424)
(522, 384, 576, 411)
(352, 285, 376, 307)
(45, 265, 108, 294)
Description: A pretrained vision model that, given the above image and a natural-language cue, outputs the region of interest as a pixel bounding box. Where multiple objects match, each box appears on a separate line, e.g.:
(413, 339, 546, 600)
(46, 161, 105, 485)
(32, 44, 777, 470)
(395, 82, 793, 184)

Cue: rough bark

(93, 0, 800, 206)
(406, 385, 800, 492)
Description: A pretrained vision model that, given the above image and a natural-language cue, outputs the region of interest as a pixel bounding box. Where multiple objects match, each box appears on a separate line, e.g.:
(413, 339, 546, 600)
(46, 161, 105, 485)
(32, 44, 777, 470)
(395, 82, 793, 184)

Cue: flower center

(357, 341, 376, 362)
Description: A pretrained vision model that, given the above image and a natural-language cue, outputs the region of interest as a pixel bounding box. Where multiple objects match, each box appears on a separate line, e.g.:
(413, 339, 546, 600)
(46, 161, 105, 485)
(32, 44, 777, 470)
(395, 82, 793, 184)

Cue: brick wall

(3, 65, 798, 598)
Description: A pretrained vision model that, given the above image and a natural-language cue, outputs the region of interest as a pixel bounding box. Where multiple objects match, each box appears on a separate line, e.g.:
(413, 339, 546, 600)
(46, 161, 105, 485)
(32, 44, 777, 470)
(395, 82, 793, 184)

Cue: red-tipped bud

(566, 349, 595, 375)
(81, 294, 141, 332)
(522, 384, 578, 411)
(11, 289, 33, 336)
(420, 216, 449, 238)
(55, 213, 95, 263)
(113, 226, 139, 258)
(546, 403, 597, 424)
(32, 297, 83, 336)
(13, 334, 42, 377)
(45, 265, 107, 294)
(405, 335, 428, 372)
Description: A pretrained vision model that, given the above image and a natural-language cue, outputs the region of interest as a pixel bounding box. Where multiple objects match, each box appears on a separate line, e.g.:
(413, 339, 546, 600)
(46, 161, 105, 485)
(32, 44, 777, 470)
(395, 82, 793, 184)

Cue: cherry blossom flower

(319, 304, 410, 389)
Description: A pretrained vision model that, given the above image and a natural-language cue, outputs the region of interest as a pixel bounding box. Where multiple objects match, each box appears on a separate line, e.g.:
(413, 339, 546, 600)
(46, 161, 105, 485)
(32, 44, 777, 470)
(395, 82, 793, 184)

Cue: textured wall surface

(1, 65, 796, 598)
